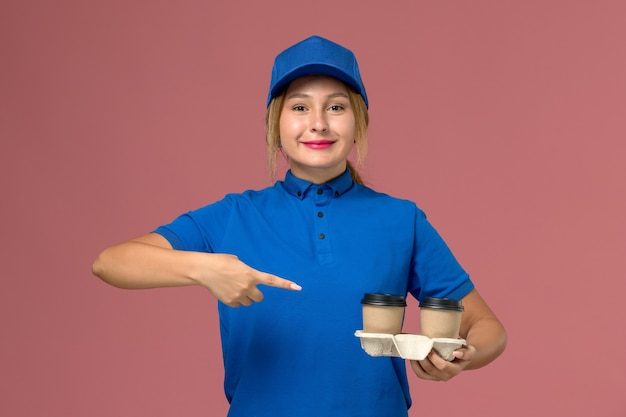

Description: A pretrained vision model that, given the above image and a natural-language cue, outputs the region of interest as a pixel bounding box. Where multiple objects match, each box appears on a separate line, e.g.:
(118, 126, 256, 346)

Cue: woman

(93, 35, 506, 416)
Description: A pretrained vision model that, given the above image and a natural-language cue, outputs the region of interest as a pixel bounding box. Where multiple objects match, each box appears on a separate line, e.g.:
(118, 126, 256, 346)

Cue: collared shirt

(155, 168, 473, 417)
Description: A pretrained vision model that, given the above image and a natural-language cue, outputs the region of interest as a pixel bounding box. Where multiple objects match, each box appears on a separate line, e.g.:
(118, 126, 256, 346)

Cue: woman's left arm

(455, 288, 507, 369)
(410, 289, 507, 381)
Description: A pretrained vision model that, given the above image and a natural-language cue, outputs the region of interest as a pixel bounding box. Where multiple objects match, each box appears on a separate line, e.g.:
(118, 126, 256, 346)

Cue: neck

(290, 164, 347, 184)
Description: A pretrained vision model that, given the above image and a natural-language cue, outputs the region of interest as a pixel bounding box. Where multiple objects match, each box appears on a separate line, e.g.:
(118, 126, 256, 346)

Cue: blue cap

(267, 35, 368, 108)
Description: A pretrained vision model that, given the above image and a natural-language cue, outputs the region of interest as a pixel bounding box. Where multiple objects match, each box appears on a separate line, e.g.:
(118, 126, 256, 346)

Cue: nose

(310, 109, 329, 133)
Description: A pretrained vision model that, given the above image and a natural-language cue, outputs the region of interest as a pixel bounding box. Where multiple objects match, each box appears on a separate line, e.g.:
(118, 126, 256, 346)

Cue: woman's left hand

(410, 344, 477, 381)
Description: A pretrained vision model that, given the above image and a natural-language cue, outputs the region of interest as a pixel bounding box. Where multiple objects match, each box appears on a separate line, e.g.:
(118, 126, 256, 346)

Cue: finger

(452, 344, 475, 361)
(240, 296, 253, 307)
(426, 350, 467, 381)
(410, 360, 439, 381)
(247, 287, 265, 303)
(416, 352, 457, 382)
(427, 350, 449, 371)
(417, 356, 437, 375)
(225, 301, 242, 308)
(452, 349, 466, 360)
(257, 272, 302, 291)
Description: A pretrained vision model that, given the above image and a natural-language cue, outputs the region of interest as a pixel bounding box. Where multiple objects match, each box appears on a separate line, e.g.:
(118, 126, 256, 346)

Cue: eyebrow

(285, 92, 350, 100)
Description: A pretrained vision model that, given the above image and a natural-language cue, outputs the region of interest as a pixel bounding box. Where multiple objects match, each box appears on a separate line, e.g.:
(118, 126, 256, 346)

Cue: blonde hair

(265, 88, 369, 184)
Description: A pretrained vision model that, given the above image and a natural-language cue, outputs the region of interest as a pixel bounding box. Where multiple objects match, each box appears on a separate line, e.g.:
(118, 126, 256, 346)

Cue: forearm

(92, 240, 200, 289)
(463, 317, 507, 370)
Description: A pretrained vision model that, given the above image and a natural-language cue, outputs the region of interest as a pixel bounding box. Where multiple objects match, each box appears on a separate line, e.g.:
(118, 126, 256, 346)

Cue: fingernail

(290, 283, 302, 291)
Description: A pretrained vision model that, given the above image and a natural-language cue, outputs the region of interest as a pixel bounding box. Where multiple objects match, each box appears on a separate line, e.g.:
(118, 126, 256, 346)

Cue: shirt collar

(282, 168, 354, 200)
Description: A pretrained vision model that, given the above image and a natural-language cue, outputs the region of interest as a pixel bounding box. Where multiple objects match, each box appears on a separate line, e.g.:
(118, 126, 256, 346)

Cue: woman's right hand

(92, 233, 301, 307)
(189, 252, 301, 307)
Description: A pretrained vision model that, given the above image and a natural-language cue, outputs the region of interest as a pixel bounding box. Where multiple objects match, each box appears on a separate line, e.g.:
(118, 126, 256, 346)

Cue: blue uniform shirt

(155, 168, 474, 417)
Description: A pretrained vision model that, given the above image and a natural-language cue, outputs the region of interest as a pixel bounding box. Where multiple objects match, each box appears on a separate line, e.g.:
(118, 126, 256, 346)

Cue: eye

(328, 105, 344, 111)
(292, 105, 307, 112)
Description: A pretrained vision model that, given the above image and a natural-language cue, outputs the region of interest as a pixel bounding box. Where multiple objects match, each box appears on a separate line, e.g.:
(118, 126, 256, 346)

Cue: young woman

(93, 35, 506, 417)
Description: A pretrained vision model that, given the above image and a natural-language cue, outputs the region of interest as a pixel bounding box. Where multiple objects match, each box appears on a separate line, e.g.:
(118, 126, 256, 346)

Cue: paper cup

(361, 294, 406, 334)
(419, 297, 463, 338)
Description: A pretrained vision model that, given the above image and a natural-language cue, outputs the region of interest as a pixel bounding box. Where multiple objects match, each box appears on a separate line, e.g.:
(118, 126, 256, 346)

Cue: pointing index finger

(259, 272, 302, 291)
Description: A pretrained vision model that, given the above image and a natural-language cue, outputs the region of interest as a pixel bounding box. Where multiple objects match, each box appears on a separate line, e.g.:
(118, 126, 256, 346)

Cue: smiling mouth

(302, 140, 334, 149)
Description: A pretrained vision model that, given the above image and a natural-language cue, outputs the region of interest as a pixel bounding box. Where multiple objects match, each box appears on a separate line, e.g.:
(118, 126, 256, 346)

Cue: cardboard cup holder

(354, 330, 466, 361)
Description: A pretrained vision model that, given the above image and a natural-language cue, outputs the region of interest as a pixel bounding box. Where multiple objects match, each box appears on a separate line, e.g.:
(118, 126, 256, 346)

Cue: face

(279, 75, 356, 184)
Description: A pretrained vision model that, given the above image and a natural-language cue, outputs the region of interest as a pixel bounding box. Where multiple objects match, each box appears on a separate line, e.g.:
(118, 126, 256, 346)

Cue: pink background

(2, 1, 625, 416)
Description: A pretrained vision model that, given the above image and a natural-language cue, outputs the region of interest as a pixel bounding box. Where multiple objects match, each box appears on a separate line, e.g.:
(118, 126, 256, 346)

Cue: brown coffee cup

(419, 297, 464, 338)
(361, 294, 406, 334)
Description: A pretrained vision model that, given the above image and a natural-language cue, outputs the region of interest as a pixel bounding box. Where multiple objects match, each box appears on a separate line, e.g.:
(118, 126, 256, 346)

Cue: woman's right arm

(92, 233, 301, 307)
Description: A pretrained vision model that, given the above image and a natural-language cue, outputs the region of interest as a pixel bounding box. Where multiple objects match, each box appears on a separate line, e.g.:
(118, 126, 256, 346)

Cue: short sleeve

(153, 196, 235, 252)
(408, 207, 474, 301)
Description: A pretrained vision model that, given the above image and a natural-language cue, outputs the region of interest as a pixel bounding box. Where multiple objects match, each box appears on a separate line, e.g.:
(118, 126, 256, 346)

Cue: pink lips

(302, 140, 334, 149)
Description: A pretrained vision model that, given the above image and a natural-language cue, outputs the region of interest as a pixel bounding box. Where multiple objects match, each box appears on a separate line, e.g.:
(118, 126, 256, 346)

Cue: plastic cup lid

(361, 293, 407, 307)
(420, 297, 464, 311)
